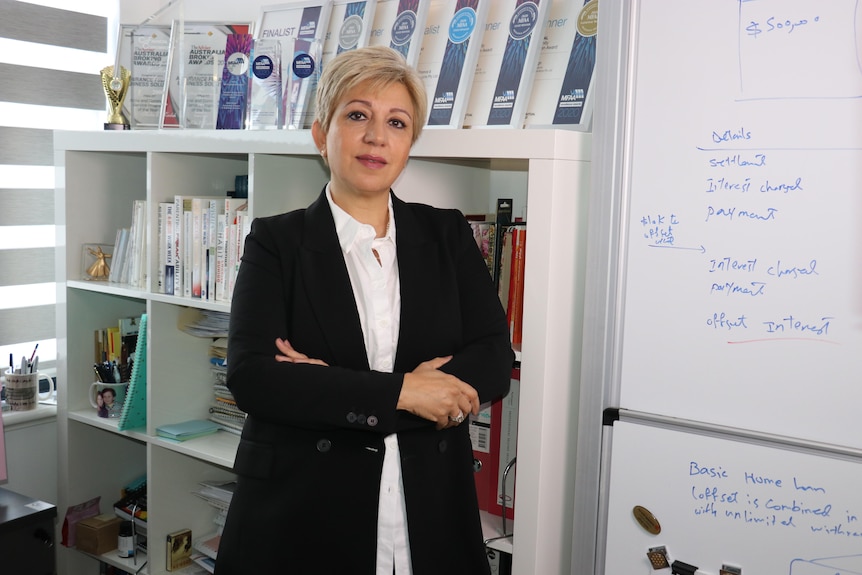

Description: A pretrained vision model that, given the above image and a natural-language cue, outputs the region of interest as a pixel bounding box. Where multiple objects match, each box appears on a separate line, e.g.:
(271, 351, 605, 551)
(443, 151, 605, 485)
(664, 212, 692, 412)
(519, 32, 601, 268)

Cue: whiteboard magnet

(633, 505, 662, 534)
(647, 546, 670, 569)
(720, 565, 742, 575)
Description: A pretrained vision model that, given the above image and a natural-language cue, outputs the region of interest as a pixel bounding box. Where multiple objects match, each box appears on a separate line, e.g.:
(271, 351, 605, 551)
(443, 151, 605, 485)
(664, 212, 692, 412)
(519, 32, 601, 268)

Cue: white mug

(89, 381, 128, 418)
(4, 369, 55, 411)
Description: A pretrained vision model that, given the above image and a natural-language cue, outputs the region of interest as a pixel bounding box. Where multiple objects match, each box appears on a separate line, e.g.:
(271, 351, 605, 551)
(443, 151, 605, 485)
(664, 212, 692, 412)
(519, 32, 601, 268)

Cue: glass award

(119, 23, 177, 128)
(175, 23, 252, 129)
(321, 1, 377, 66)
(285, 38, 322, 130)
(247, 39, 283, 130)
(216, 33, 253, 129)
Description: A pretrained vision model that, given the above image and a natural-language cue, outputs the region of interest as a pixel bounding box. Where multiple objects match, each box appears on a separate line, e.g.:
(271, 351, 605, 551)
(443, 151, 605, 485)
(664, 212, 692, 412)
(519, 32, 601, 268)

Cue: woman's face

(314, 80, 415, 200)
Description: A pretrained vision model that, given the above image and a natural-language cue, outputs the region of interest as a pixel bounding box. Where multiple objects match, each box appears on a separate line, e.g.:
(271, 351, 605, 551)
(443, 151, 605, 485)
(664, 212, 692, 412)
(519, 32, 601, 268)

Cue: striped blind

(0, 0, 114, 374)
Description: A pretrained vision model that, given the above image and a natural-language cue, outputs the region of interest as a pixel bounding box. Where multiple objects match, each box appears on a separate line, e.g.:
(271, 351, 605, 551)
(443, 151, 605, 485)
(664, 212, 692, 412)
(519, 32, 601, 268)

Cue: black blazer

(215, 190, 513, 575)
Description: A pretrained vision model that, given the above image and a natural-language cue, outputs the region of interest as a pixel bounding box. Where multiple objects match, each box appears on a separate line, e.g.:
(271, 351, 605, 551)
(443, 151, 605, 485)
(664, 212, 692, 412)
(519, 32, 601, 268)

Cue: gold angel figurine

(86, 246, 112, 279)
(100, 64, 131, 129)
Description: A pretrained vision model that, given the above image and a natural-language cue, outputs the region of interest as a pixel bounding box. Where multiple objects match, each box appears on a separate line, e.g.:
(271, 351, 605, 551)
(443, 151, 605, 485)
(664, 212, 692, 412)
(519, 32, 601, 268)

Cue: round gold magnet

(632, 505, 661, 534)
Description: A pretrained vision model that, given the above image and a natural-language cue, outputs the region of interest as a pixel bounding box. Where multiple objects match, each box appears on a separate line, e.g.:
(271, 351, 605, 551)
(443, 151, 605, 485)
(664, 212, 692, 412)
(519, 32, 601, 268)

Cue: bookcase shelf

(55, 128, 591, 575)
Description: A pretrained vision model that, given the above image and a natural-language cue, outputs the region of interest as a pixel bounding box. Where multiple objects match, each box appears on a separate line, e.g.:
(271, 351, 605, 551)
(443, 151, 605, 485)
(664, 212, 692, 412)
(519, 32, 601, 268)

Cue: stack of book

(467, 201, 527, 349)
(208, 338, 246, 435)
(156, 192, 249, 301)
(108, 199, 146, 287)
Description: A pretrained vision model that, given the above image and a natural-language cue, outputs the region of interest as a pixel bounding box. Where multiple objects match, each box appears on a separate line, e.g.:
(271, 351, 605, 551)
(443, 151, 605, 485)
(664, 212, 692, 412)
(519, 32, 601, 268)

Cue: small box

(76, 513, 122, 555)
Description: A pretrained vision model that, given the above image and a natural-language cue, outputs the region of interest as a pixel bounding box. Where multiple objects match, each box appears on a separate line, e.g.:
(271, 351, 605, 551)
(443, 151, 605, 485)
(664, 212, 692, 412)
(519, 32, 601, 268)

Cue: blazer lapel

(392, 195, 440, 368)
(300, 191, 369, 369)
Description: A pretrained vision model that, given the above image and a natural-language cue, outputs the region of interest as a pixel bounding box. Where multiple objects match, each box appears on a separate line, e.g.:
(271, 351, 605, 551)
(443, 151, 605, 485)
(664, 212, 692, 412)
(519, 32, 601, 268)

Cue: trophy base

(104, 123, 130, 131)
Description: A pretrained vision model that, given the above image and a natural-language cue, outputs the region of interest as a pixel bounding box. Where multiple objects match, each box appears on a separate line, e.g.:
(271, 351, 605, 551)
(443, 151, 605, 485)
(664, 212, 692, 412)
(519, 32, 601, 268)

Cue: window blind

(0, 0, 113, 373)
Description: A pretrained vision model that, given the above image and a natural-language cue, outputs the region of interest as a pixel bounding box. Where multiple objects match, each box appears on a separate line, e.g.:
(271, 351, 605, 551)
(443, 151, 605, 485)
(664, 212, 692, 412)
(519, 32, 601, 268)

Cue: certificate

(523, 0, 598, 129)
(367, 0, 431, 68)
(321, 1, 377, 66)
(463, 0, 548, 128)
(418, 0, 490, 128)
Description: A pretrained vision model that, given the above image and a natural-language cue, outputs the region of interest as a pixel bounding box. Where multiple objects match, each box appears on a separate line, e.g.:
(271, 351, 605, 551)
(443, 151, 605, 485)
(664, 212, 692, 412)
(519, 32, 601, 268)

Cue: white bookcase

(54, 128, 591, 575)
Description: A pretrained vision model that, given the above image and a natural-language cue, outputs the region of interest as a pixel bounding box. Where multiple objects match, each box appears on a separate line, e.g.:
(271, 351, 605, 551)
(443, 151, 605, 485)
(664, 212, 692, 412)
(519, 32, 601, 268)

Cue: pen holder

(4, 368, 54, 411)
(89, 381, 127, 418)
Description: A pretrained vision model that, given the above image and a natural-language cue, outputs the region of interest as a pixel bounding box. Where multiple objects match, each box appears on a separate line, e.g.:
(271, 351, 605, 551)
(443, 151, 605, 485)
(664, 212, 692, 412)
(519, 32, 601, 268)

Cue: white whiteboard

(606, 420, 862, 575)
(616, 0, 862, 447)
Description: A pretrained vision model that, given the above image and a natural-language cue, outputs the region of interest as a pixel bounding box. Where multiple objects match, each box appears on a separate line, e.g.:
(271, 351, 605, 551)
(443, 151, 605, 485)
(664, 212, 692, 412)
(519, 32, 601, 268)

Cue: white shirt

(326, 187, 413, 575)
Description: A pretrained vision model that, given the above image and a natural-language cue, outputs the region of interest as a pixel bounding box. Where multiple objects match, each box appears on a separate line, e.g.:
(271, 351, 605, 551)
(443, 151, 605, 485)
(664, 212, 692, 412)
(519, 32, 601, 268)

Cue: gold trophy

(100, 65, 131, 130)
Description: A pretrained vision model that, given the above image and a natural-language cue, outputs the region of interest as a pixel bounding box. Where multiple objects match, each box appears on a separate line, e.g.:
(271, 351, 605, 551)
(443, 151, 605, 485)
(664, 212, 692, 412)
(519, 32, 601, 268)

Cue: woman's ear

(311, 120, 326, 157)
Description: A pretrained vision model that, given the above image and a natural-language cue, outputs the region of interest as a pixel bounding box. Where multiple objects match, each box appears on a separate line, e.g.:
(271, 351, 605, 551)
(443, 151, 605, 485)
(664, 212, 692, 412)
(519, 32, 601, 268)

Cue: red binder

(487, 368, 520, 519)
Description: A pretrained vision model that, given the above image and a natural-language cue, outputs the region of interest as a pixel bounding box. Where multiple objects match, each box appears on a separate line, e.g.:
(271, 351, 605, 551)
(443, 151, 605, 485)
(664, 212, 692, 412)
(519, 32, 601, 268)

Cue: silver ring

(449, 412, 465, 424)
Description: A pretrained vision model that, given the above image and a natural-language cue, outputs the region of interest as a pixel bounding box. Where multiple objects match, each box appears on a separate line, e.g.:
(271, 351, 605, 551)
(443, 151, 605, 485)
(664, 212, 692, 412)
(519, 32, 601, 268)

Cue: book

(163, 201, 175, 295)
(166, 528, 193, 571)
(174, 195, 225, 299)
(222, 197, 248, 302)
(118, 313, 147, 431)
(506, 224, 526, 347)
(487, 369, 519, 518)
(469, 401, 495, 511)
(156, 419, 220, 441)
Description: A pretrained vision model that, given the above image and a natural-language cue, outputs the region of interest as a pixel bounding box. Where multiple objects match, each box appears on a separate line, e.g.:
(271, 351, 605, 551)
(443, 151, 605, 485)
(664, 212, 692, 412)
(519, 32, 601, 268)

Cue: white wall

(120, 0, 272, 25)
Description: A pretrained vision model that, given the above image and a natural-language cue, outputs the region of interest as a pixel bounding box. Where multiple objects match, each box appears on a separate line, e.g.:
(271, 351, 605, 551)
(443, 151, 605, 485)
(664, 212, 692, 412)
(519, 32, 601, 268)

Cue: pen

(93, 365, 103, 383)
(32, 356, 38, 373)
(21, 356, 27, 375)
(29, 343, 39, 363)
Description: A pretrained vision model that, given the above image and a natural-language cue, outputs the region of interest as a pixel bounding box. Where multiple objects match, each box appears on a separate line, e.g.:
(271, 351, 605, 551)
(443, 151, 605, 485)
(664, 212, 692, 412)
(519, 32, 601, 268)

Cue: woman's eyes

(345, 110, 408, 129)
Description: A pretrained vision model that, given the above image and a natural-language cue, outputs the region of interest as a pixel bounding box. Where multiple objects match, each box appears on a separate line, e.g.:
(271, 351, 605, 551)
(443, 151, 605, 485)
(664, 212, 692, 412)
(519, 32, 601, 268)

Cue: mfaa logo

(434, 91, 454, 104)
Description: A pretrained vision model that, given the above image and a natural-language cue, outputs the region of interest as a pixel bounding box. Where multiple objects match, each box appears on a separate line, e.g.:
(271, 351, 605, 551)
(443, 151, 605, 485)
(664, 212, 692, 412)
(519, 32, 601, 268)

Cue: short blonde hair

(315, 45, 427, 143)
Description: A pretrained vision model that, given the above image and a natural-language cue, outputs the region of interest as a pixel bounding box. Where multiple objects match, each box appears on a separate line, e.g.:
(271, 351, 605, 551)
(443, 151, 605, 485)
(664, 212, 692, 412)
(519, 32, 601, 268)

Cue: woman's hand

(398, 356, 480, 430)
(274, 338, 329, 366)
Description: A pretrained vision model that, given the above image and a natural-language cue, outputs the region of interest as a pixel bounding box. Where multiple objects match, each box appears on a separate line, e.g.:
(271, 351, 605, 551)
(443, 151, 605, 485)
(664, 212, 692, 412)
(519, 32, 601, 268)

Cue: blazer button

(346, 412, 357, 423)
(317, 439, 332, 453)
(438, 440, 448, 453)
(357, 414, 367, 425)
(367, 415, 378, 427)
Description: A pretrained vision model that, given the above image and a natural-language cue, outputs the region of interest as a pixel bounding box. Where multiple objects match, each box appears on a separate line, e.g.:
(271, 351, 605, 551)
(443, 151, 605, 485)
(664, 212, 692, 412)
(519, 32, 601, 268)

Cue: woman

(215, 46, 513, 575)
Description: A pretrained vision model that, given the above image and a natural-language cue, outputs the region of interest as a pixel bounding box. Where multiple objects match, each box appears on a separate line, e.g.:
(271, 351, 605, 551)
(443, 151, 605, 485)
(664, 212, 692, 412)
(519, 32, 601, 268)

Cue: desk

(1, 403, 58, 504)
(0, 487, 57, 574)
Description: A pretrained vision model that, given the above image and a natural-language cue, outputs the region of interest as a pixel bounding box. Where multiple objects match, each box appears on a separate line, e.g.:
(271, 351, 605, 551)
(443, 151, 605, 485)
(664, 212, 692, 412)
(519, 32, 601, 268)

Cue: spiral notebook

(118, 313, 147, 430)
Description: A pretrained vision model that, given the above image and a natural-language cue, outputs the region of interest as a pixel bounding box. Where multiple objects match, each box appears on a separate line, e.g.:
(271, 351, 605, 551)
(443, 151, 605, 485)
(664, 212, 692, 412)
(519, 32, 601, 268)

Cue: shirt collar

(325, 184, 396, 253)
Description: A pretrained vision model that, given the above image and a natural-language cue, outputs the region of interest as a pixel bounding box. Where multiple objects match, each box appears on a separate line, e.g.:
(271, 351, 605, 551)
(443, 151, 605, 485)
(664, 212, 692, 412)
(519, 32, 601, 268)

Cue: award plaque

(285, 38, 322, 130)
(523, 0, 598, 129)
(420, 0, 490, 129)
(463, 0, 548, 128)
(367, 0, 430, 68)
(256, 1, 333, 128)
(216, 34, 253, 129)
(248, 38, 283, 130)
(174, 23, 253, 129)
(321, 1, 377, 66)
(119, 23, 177, 128)
(100, 65, 131, 130)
